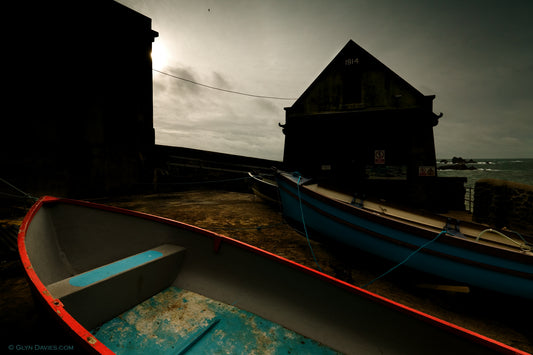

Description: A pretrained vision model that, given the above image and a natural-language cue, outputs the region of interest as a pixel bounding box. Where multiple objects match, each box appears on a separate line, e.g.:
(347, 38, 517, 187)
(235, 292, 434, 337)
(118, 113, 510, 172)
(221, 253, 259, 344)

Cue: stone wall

(473, 179, 533, 233)
(2, 1, 157, 198)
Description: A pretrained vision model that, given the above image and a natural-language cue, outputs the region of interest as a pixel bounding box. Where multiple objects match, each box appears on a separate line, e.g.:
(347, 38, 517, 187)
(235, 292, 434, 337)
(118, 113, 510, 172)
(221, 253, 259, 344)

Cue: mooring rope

(476, 228, 531, 252)
(362, 230, 447, 288)
(0, 178, 38, 202)
(296, 176, 322, 272)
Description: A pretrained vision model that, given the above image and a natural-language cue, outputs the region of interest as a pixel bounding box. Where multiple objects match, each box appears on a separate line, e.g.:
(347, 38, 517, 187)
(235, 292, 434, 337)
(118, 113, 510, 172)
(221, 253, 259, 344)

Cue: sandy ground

(1, 189, 532, 353)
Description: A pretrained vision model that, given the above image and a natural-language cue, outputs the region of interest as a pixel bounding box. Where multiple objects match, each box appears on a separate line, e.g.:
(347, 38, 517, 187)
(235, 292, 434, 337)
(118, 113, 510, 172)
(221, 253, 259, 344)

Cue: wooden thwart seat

(46, 244, 186, 330)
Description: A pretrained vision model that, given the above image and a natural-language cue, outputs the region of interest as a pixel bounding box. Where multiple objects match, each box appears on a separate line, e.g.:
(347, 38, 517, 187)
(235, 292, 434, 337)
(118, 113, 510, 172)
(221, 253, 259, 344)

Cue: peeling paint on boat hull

(93, 287, 341, 354)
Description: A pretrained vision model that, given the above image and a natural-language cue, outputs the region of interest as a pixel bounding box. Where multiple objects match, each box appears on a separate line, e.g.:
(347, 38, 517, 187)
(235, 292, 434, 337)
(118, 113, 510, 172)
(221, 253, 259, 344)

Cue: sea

(437, 158, 533, 189)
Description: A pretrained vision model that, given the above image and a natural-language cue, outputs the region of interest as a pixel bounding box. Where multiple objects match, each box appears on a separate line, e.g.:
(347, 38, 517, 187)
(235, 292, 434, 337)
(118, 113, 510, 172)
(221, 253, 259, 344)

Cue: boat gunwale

(247, 171, 278, 188)
(17, 196, 530, 355)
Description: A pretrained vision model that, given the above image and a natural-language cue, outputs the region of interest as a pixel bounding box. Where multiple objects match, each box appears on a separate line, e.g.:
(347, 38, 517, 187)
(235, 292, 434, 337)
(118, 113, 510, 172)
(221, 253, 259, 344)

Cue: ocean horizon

(437, 158, 533, 188)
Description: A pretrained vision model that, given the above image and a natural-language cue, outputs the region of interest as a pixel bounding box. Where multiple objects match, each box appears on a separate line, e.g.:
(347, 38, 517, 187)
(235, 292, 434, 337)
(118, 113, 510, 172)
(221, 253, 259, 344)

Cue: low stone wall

(473, 179, 533, 233)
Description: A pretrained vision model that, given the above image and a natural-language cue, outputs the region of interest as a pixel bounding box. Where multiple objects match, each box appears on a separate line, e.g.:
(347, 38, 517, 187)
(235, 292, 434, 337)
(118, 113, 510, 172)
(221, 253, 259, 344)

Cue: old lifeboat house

(280, 40, 464, 210)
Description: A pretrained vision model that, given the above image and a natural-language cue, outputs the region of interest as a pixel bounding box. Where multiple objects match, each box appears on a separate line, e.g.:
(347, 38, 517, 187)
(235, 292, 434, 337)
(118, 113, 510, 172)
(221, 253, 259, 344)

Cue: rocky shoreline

(438, 157, 478, 170)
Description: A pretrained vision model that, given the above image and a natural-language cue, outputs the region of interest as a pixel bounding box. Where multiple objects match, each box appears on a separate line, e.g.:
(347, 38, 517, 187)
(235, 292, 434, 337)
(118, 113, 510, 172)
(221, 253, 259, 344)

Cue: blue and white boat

(276, 171, 533, 300)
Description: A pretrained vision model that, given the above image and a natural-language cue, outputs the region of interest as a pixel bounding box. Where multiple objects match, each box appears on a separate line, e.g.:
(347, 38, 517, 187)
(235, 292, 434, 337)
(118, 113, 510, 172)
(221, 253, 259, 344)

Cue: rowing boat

(276, 171, 533, 300)
(247, 171, 280, 205)
(18, 196, 528, 354)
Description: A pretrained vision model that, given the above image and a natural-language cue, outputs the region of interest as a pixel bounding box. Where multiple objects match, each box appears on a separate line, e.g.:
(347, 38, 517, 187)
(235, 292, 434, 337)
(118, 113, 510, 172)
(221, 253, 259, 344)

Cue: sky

(116, 0, 533, 160)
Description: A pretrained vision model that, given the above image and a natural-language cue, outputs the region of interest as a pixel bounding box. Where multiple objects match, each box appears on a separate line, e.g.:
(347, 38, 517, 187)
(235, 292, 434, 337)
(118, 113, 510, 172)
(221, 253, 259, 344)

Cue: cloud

(435, 105, 533, 158)
(211, 71, 233, 90)
(152, 64, 286, 160)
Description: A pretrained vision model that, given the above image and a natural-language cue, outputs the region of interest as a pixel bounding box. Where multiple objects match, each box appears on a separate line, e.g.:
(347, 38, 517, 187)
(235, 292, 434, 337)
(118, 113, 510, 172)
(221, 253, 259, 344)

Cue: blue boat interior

(92, 286, 340, 355)
(45, 242, 339, 353)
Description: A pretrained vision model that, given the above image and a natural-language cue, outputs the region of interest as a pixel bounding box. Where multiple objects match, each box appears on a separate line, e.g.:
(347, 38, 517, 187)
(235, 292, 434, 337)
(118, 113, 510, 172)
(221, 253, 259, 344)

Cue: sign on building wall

(374, 150, 385, 164)
(418, 166, 436, 176)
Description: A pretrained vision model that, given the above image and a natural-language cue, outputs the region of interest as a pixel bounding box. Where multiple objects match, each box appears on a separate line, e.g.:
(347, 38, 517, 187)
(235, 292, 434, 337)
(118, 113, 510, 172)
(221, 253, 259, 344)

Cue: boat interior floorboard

(92, 287, 341, 354)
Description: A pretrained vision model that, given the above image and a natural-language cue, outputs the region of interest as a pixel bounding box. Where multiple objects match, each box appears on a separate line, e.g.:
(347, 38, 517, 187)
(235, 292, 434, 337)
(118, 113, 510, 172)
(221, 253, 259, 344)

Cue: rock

(450, 157, 477, 164)
(452, 157, 466, 164)
(440, 157, 477, 169)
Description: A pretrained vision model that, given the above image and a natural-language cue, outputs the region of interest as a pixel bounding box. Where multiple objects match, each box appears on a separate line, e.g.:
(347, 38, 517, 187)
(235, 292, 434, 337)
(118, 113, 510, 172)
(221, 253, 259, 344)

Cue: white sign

(418, 166, 436, 176)
(374, 150, 385, 164)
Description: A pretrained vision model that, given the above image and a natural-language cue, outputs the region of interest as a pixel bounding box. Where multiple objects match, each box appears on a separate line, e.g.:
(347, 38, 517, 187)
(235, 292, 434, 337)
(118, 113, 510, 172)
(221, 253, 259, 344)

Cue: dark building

(281, 40, 458, 208)
(3, 0, 158, 197)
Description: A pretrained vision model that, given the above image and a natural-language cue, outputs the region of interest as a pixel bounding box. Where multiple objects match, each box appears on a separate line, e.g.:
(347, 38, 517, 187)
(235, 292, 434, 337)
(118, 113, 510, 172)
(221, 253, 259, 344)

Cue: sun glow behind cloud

(151, 41, 169, 70)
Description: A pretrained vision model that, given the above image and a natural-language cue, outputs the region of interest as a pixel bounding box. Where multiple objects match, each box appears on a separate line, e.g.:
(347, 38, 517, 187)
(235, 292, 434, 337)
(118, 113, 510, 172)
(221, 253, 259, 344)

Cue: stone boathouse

(281, 40, 463, 209)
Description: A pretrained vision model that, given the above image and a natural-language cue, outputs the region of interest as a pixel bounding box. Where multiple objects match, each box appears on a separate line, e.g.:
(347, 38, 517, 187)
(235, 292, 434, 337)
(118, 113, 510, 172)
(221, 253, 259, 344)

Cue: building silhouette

(3, 0, 158, 197)
(281, 40, 462, 208)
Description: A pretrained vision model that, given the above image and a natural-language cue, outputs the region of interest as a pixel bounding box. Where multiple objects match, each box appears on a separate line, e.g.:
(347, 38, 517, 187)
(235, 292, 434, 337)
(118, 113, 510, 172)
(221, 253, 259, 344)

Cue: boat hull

(18, 196, 529, 354)
(247, 172, 280, 205)
(277, 172, 533, 300)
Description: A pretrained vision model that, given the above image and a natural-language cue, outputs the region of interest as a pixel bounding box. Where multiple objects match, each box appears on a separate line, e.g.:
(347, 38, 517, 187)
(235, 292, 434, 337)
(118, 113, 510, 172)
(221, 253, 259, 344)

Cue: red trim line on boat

(17, 197, 114, 354)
